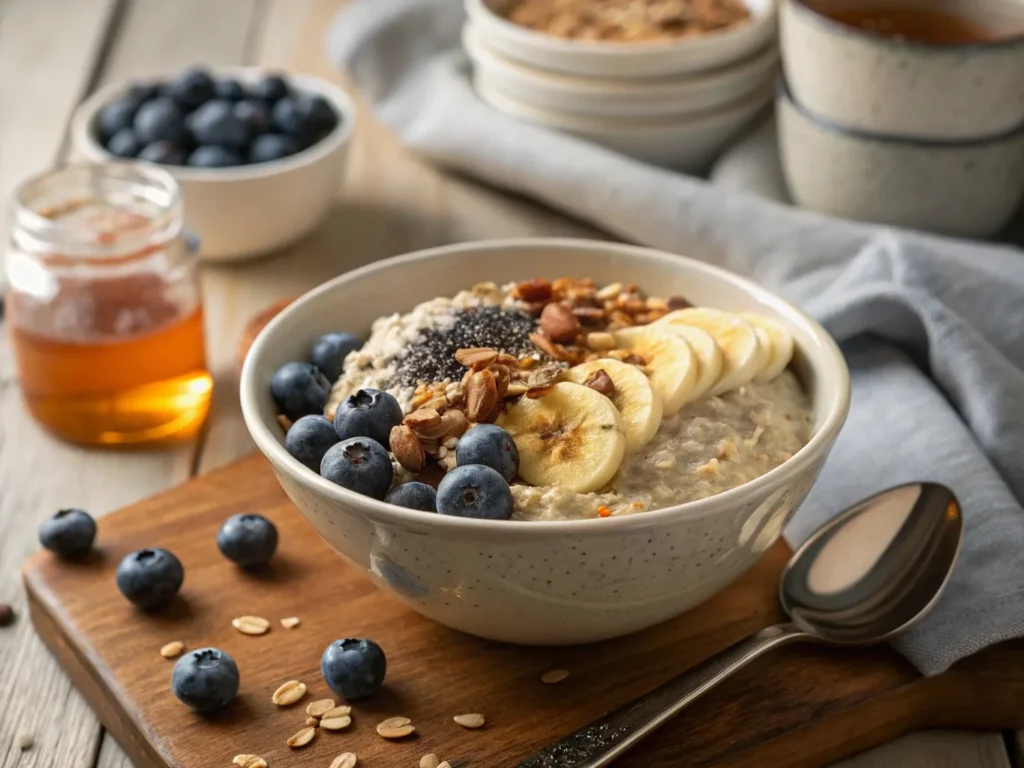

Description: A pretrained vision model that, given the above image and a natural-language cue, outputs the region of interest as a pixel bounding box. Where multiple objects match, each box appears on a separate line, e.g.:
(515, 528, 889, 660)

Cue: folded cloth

(327, 0, 1024, 676)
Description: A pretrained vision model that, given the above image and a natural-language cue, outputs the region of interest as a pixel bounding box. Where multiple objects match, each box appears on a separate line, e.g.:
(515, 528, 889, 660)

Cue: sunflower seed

(453, 713, 485, 729)
(320, 715, 352, 731)
(232, 756, 267, 768)
(307, 698, 336, 717)
(321, 704, 352, 719)
(541, 668, 571, 684)
(280, 616, 301, 629)
(376, 716, 415, 739)
(232, 615, 270, 635)
(160, 641, 184, 659)
(330, 754, 358, 768)
(272, 680, 307, 706)
(287, 726, 316, 748)
(420, 755, 441, 768)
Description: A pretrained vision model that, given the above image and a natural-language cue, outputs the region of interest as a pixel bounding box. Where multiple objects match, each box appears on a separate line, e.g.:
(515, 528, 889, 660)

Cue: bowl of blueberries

(71, 65, 356, 261)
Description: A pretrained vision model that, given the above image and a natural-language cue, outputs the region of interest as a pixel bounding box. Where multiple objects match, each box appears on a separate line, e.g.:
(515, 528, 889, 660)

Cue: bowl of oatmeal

(240, 239, 849, 644)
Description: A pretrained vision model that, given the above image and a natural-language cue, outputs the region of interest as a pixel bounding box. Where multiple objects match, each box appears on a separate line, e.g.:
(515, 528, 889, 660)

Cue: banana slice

(612, 326, 696, 416)
(740, 313, 795, 381)
(563, 358, 663, 453)
(656, 324, 722, 403)
(657, 308, 765, 396)
(499, 382, 625, 493)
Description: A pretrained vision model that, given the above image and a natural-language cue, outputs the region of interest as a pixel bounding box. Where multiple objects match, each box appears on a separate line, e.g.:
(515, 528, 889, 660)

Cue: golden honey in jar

(6, 163, 212, 446)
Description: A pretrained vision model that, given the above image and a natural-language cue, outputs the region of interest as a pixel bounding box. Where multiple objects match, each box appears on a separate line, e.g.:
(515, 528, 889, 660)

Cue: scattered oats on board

(541, 668, 571, 684)
(280, 616, 301, 629)
(453, 713, 486, 729)
(376, 716, 415, 738)
(272, 680, 307, 706)
(16, 732, 33, 751)
(420, 754, 441, 768)
(287, 726, 317, 748)
(159, 640, 185, 659)
(232, 756, 267, 768)
(437, 762, 453, 768)
(232, 615, 270, 635)
(330, 753, 358, 768)
(321, 714, 353, 731)
(321, 704, 352, 719)
(307, 698, 336, 717)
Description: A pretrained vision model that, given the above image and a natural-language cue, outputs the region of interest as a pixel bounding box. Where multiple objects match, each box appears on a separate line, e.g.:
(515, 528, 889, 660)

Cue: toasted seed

(272, 680, 308, 706)
(376, 716, 415, 739)
(233, 755, 267, 768)
(280, 616, 301, 629)
(276, 413, 294, 432)
(596, 282, 623, 301)
(287, 726, 316, 748)
(529, 332, 560, 359)
(526, 384, 555, 399)
(586, 331, 617, 350)
(405, 407, 442, 431)
(307, 698, 336, 717)
(306, 716, 320, 727)
(455, 347, 498, 369)
(505, 382, 529, 397)
(330, 754, 358, 768)
(232, 615, 270, 635)
(321, 704, 352, 719)
(321, 715, 353, 731)
(465, 369, 498, 423)
(453, 713, 485, 729)
(541, 668, 571, 684)
(420, 755, 441, 768)
(391, 424, 426, 472)
(160, 641, 184, 659)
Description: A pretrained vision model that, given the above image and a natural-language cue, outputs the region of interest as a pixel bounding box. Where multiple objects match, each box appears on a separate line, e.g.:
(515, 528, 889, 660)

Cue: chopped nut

(506, 382, 529, 397)
(466, 369, 499, 422)
(307, 699, 337, 717)
(405, 407, 442, 431)
(490, 364, 511, 399)
(527, 362, 562, 389)
(276, 414, 294, 433)
(527, 385, 555, 399)
(437, 445, 449, 459)
(453, 713, 486, 729)
(540, 303, 581, 342)
(696, 458, 721, 477)
(160, 641, 185, 659)
(232, 616, 270, 635)
(596, 282, 623, 301)
(442, 436, 460, 449)
(668, 295, 692, 310)
(607, 309, 634, 328)
(420, 755, 441, 768)
(530, 332, 561, 359)
(439, 408, 470, 439)
(646, 296, 670, 312)
(287, 726, 317, 748)
(321, 715, 353, 731)
(391, 425, 426, 472)
(280, 616, 301, 629)
(583, 369, 615, 397)
(541, 668, 571, 684)
(306, 716, 321, 727)
(518, 355, 537, 369)
(272, 680, 308, 706)
(495, 352, 519, 367)
(586, 331, 616, 350)
(573, 306, 606, 324)
(376, 716, 415, 739)
(330, 754, 358, 768)
(513, 278, 553, 302)
(455, 347, 498, 368)
(233, 756, 268, 768)
(321, 704, 352, 719)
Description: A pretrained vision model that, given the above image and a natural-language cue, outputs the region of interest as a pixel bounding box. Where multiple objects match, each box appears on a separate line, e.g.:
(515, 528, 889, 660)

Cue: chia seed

(393, 306, 537, 385)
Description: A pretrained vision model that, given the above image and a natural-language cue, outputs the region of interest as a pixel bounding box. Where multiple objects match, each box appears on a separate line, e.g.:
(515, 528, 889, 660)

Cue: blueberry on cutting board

(115, 548, 184, 609)
(172, 648, 239, 711)
(39, 508, 97, 558)
(321, 638, 386, 699)
(217, 513, 278, 567)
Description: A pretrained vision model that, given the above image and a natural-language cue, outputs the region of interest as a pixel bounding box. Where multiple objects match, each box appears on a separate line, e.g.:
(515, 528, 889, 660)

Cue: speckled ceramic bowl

(777, 81, 1024, 238)
(781, 0, 1024, 141)
(240, 239, 849, 645)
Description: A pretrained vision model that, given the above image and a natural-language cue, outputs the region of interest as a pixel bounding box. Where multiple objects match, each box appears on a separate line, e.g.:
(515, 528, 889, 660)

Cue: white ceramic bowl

(472, 72, 773, 172)
(777, 81, 1024, 238)
(780, 0, 1024, 141)
(466, 0, 778, 78)
(240, 239, 850, 645)
(70, 67, 356, 261)
(464, 22, 779, 118)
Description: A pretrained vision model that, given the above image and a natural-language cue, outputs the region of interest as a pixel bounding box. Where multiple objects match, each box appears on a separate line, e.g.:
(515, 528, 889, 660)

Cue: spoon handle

(518, 623, 812, 768)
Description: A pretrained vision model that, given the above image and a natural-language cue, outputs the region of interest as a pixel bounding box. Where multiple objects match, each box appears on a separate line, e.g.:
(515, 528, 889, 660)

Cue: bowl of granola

(240, 239, 849, 644)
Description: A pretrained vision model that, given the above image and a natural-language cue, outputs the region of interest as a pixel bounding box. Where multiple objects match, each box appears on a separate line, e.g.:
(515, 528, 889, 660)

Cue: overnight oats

(269, 278, 813, 521)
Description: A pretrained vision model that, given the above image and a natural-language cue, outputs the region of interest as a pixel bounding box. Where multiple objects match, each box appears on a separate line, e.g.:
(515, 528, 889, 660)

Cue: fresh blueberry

(252, 74, 290, 104)
(96, 96, 138, 141)
(384, 482, 437, 512)
(137, 141, 187, 165)
(187, 145, 243, 168)
(320, 438, 393, 500)
(320, 638, 386, 700)
(270, 97, 314, 144)
(106, 128, 141, 158)
(115, 548, 184, 609)
(249, 133, 301, 164)
(216, 513, 278, 567)
(38, 508, 97, 557)
(189, 100, 248, 147)
(309, 332, 363, 382)
(456, 424, 519, 483)
(233, 100, 269, 136)
(301, 94, 339, 135)
(270, 361, 331, 421)
(166, 67, 216, 109)
(333, 389, 403, 448)
(133, 97, 186, 144)
(214, 78, 248, 101)
(286, 415, 341, 472)
(171, 648, 239, 712)
(126, 81, 161, 106)
(436, 464, 514, 520)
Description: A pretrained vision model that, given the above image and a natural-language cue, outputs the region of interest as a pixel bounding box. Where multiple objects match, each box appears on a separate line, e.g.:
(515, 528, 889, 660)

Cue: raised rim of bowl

(240, 238, 851, 539)
(70, 65, 357, 182)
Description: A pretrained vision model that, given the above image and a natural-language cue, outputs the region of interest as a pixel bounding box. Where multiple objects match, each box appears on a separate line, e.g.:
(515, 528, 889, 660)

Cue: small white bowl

(466, 0, 778, 78)
(777, 81, 1024, 238)
(472, 72, 773, 172)
(240, 238, 850, 645)
(70, 66, 356, 262)
(463, 22, 779, 118)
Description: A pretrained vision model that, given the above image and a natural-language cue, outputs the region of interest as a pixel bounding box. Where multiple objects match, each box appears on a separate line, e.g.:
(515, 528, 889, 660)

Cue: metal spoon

(519, 482, 963, 768)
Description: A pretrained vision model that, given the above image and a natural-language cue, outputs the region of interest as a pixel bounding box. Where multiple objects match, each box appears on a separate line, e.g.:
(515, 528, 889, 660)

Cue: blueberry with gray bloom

(456, 424, 519, 482)
(171, 647, 239, 711)
(384, 482, 437, 512)
(271, 361, 332, 421)
(217, 514, 278, 567)
(333, 388, 402, 449)
(115, 548, 184, 609)
(437, 465, 514, 520)
(309, 331, 363, 382)
(133, 97, 186, 145)
(321, 638, 386, 699)
(39, 508, 97, 558)
(320, 438, 393, 500)
(286, 415, 340, 471)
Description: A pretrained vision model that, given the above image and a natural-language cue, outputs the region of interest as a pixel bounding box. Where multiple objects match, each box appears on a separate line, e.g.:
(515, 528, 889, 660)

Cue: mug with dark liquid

(6, 163, 213, 446)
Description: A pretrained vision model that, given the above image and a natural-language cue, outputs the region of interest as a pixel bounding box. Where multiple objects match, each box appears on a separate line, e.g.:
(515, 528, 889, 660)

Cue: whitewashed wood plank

(834, 731, 1009, 768)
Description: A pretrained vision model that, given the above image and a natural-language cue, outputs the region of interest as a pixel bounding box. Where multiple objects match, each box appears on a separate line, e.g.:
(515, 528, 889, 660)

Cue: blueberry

(270, 97, 313, 144)
(106, 128, 141, 158)
(133, 97, 186, 144)
(285, 414, 340, 471)
(270, 361, 331, 421)
(301, 94, 339, 135)
(115, 548, 184, 609)
(137, 141, 187, 165)
(96, 96, 138, 141)
(171, 648, 239, 712)
(233, 100, 269, 136)
(252, 74, 290, 104)
(333, 389, 403, 448)
(166, 67, 216, 109)
(38, 508, 97, 557)
(436, 465, 514, 520)
(309, 332, 363, 382)
(216, 513, 278, 567)
(189, 99, 248, 147)
(126, 81, 161, 106)
(320, 638, 386, 700)
(214, 78, 248, 101)
(187, 145, 243, 168)
(320, 438, 393, 500)
(249, 133, 301, 164)
(384, 482, 437, 512)
(456, 424, 519, 482)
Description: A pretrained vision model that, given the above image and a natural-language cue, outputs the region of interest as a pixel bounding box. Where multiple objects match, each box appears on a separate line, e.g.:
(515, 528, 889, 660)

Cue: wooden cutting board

(22, 454, 1024, 768)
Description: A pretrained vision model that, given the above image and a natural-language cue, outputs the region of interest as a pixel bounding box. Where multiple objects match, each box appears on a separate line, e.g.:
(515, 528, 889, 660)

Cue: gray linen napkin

(326, 0, 1024, 675)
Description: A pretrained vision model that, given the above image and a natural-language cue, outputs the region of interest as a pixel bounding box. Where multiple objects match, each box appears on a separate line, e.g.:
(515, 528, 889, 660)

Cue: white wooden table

(0, 2, 1018, 766)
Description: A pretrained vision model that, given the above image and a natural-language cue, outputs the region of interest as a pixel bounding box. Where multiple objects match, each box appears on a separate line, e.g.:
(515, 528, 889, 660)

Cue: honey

(812, 4, 1005, 44)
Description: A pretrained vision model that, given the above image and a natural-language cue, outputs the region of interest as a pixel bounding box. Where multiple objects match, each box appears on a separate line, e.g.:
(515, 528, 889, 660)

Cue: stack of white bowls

(463, 0, 780, 172)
